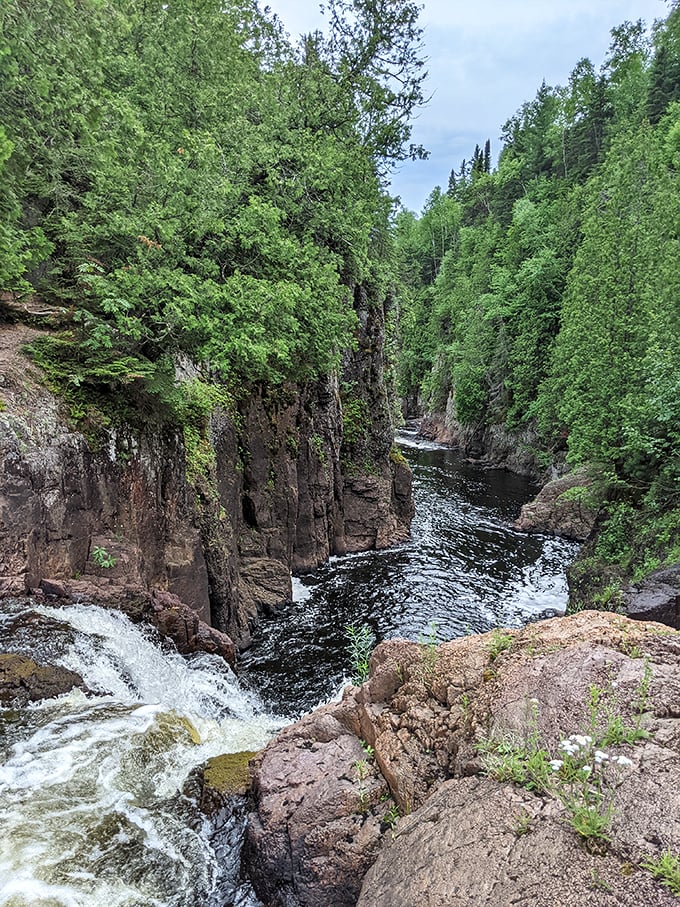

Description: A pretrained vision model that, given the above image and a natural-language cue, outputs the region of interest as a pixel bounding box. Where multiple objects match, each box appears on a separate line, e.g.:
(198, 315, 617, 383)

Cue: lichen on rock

(244, 611, 680, 906)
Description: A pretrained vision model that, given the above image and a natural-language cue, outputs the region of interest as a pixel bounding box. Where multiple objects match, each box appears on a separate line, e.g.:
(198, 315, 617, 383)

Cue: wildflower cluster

(545, 732, 634, 846)
(479, 718, 639, 847)
(550, 733, 634, 774)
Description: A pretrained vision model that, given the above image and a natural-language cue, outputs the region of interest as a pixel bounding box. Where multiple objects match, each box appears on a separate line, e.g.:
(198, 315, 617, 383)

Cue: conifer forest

(2, 0, 680, 591)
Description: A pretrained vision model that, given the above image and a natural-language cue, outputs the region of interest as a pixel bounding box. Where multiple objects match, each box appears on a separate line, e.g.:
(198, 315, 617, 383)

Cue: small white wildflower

(615, 755, 633, 767)
(581, 765, 592, 775)
(559, 740, 577, 754)
(529, 697, 539, 705)
(594, 750, 609, 764)
(549, 759, 564, 771)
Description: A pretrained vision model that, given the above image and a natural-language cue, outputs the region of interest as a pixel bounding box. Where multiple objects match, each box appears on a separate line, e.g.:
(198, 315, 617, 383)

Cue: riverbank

(246, 609, 680, 907)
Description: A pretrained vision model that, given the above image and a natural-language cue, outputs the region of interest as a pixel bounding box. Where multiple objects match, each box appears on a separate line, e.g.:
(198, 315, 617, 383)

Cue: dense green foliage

(396, 8, 680, 579)
(1, 0, 425, 403)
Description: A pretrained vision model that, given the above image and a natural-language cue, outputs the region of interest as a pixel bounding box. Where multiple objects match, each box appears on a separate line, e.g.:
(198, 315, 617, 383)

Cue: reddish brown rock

(245, 612, 680, 906)
(1, 314, 413, 651)
(514, 468, 599, 540)
(358, 775, 679, 907)
(244, 706, 387, 907)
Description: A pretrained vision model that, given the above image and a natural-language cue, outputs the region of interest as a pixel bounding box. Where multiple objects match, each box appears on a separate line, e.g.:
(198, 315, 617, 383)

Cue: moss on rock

(203, 750, 259, 797)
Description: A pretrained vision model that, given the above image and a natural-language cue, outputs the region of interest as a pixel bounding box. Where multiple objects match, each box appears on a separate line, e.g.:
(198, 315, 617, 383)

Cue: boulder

(198, 750, 259, 816)
(245, 611, 680, 906)
(514, 468, 599, 540)
(0, 653, 84, 705)
(624, 564, 680, 628)
(244, 706, 387, 907)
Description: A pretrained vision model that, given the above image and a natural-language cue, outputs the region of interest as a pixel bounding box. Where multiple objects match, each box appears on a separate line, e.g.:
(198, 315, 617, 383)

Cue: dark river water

(0, 434, 579, 905)
(239, 434, 580, 716)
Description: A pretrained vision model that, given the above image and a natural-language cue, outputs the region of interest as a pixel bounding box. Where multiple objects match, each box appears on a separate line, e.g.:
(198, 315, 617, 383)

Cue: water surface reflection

(240, 436, 579, 715)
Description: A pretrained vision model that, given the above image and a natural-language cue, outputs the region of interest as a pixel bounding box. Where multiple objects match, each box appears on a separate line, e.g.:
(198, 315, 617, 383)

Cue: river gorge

(240, 432, 578, 716)
(0, 437, 579, 905)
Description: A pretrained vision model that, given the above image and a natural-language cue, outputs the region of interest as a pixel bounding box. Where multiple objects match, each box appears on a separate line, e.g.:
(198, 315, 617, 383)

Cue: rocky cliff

(418, 394, 549, 480)
(0, 294, 413, 652)
(244, 611, 680, 906)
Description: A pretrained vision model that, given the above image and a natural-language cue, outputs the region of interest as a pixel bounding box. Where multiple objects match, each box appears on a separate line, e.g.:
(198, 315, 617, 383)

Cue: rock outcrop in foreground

(245, 611, 680, 906)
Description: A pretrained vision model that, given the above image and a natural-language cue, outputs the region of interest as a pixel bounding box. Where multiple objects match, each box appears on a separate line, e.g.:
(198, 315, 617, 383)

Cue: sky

(264, 0, 667, 213)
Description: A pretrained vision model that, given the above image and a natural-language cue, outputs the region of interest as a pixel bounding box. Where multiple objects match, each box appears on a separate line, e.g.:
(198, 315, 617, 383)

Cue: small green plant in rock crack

(512, 810, 533, 837)
(642, 849, 680, 895)
(354, 759, 369, 782)
(382, 802, 400, 835)
(360, 739, 374, 759)
(487, 628, 513, 662)
(586, 666, 651, 747)
(91, 545, 116, 568)
(345, 623, 376, 684)
(354, 759, 371, 813)
(310, 432, 326, 466)
(589, 870, 613, 893)
(418, 620, 440, 675)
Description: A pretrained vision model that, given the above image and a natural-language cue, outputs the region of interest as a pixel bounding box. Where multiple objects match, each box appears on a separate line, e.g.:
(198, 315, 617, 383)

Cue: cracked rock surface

(245, 611, 680, 906)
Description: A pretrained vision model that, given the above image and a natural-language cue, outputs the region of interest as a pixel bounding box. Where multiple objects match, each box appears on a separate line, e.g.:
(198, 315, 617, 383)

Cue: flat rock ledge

(244, 611, 680, 907)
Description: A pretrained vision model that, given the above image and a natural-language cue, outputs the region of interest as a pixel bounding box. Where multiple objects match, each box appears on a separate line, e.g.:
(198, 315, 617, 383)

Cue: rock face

(624, 564, 680, 628)
(418, 397, 547, 478)
(244, 708, 387, 907)
(514, 467, 599, 541)
(0, 298, 413, 651)
(245, 612, 680, 906)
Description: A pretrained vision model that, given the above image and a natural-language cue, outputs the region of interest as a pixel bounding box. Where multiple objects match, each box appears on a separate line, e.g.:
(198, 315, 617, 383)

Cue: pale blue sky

(264, 0, 666, 212)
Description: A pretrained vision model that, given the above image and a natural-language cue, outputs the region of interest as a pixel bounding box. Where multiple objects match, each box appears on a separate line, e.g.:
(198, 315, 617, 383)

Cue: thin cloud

(265, 0, 665, 210)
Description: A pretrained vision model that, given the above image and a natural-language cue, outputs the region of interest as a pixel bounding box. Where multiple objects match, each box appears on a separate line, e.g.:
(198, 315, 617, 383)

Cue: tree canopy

(395, 7, 680, 579)
(0, 0, 425, 399)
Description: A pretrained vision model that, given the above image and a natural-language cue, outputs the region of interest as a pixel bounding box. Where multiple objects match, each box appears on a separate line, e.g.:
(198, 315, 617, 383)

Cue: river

(0, 437, 579, 905)
(239, 433, 579, 715)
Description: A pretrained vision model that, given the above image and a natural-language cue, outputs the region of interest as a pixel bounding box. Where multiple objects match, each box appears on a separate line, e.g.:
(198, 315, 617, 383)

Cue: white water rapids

(0, 603, 286, 907)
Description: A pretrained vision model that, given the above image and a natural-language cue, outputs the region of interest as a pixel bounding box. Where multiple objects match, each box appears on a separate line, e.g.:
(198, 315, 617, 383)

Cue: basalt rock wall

(0, 295, 413, 652)
(418, 393, 554, 480)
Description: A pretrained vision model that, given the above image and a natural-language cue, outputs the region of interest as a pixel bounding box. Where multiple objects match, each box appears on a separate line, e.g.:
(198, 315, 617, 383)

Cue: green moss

(184, 424, 216, 483)
(203, 751, 258, 796)
(389, 444, 407, 467)
(340, 382, 370, 448)
(310, 432, 327, 465)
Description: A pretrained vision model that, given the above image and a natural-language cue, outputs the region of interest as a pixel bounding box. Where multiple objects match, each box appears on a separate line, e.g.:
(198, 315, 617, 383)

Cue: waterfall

(0, 602, 286, 907)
